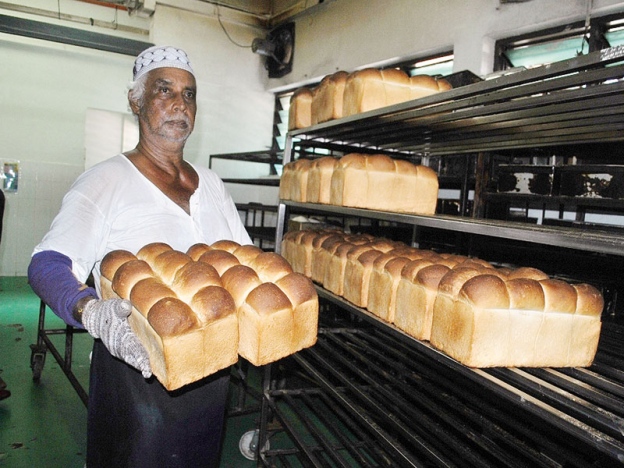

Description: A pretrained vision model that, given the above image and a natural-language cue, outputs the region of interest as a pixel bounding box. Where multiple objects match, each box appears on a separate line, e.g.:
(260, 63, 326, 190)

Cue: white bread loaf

(310, 233, 348, 285)
(381, 68, 412, 107)
(280, 230, 305, 274)
(342, 69, 386, 117)
(276, 272, 319, 352)
(197, 242, 318, 366)
(100, 244, 239, 391)
(283, 229, 344, 279)
(280, 153, 438, 215)
(409, 74, 451, 100)
(342, 239, 400, 308)
(279, 158, 313, 202)
(394, 260, 445, 340)
(323, 235, 376, 296)
(237, 282, 293, 365)
(393, 254, 495, 341)
(288, 87, 313, 130)
(307, 157, 338, 204)
(311, 71, 349, 125)
(366, 248, 425, 323)
(343, 68, 452, 117)
(295, 229, 329, 278)
(429, 271, 603, 368)
(278, 161, 295, 201)
(101, 241, 319, 386)
(329, 154, 439, 215)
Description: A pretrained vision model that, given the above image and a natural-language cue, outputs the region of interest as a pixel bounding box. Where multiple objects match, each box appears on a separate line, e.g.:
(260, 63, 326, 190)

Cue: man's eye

(159, 87, 170, 94)
(185, 91, 196, 99)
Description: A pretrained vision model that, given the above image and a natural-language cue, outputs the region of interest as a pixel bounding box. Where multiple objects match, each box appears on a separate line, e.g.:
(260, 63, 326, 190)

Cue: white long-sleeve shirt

(34, 154, 251, 296)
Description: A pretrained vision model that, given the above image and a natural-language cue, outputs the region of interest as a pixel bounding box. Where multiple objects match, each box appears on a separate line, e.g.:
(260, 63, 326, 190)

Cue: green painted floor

(0, 277, 260, 468)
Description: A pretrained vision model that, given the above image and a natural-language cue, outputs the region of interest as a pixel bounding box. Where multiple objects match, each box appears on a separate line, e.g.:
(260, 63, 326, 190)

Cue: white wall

(0, 38, 138, 275)
(0, 4, 275, 276)
(268, 0, 624, 89)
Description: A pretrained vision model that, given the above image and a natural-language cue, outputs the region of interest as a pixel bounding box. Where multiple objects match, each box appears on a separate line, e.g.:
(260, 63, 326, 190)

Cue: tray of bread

(282, 228, 604, 368)
(100, 241, 318, 391)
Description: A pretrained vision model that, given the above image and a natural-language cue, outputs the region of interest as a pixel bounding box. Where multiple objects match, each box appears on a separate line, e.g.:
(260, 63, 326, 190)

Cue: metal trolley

(29, 300, 89, 407)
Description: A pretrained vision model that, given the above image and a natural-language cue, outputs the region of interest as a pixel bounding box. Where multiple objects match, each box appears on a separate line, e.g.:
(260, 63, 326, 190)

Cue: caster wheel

(30, 345, 46, 381)
(239, 429, 269, 461)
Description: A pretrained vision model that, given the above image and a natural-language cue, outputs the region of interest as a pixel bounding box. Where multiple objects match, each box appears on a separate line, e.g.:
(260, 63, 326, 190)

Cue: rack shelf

(287, 47, 624, 159)
(259, 48, 624, 466)
(279, 201, 624, 257)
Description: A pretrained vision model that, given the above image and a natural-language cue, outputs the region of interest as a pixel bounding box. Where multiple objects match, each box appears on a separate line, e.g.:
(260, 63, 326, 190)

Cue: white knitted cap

(133, 45, 195, 81)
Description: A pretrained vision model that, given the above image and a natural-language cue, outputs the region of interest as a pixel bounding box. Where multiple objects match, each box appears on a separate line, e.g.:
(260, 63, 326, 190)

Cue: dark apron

(86, 339, 230, 468)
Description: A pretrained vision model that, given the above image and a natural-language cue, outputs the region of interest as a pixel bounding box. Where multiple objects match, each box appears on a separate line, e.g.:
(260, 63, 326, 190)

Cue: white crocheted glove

(82, 299, 152, 378)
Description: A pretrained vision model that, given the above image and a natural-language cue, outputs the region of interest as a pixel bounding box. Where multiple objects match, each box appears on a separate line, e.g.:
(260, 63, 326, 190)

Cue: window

(495, 13, 624, 71)
(393, 53, 454, 78)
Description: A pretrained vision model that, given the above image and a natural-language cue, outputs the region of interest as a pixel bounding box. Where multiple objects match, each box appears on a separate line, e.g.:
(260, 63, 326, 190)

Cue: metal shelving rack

(258, 47, 624, 466)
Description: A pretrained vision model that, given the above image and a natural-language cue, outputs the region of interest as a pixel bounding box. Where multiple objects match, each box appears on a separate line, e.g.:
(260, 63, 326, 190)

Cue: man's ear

(128, 92, 140, 115)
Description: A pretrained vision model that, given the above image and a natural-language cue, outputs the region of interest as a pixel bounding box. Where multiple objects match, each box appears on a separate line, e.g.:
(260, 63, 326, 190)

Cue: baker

(28, 45, 251, 467)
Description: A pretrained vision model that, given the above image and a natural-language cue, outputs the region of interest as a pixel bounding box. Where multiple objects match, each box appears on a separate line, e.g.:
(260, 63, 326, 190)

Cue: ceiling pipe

(75, 0, 129, 11)
(0, 1, 148, 35)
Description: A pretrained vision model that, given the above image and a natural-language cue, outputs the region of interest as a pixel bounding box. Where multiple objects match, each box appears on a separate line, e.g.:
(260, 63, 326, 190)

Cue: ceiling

(116, 0, 325, 28)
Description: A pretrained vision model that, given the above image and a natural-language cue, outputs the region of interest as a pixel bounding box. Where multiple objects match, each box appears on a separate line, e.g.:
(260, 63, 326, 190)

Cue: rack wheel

(30, 344, 47, 381)
(239, 429, 269, 461)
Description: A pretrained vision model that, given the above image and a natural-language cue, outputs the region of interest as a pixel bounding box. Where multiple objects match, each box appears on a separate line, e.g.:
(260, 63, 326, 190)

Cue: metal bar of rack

(279, 201, 624, 257)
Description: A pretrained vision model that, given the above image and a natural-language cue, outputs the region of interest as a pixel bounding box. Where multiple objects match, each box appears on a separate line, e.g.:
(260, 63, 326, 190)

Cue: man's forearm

(28, 250, 98, 328)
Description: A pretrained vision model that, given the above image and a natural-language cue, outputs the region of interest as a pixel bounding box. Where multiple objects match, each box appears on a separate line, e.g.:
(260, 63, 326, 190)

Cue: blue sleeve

(27, 250, 98, 328)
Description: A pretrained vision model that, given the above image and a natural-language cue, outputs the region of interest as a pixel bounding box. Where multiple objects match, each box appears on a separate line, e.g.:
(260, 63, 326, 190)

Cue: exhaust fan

(252, 22, 295, 78)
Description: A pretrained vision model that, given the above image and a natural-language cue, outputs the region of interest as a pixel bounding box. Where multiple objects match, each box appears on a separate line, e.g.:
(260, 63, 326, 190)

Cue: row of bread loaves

(289, 69, 452, 130)
(279, 154, 439, 215)
(281, 229, 603, 368)
(101, 240, 318, 390)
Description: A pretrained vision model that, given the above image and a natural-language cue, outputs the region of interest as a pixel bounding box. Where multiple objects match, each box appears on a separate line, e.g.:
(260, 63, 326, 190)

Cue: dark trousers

(87, 340, 230, 467)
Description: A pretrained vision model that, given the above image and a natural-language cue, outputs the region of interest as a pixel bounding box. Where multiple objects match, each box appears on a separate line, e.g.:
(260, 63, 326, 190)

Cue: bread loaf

(343, 68, 452, 117)
(429, 271, 603, 367)
(381, 68, 411, 107)
(366, 248, 424, 323)
(101, 244, 239, 391)
(101, 241, 319, 388)
(410, 74, 451, 100)
(323, 236, 376, 296)
(311, 234, 349, 285)
(342, 240, 400, 308)
(276, 272, 319, 352)
(307, 157, 338, 204)
(329, 153, 369, 209)
(288, 87, 313, 130)
(342, 69, 386, 117)
(329, 154, 439, 215)
(237, 282, 295, 365)
(289, 69, 451, 129)
(394, 260, 446, 340)
(279, 158, 313, 202)
(311, 71, 348, 125)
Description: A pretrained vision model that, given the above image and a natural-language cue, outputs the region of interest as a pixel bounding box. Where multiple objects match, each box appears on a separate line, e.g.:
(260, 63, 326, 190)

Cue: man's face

(136, 67, 197, 144)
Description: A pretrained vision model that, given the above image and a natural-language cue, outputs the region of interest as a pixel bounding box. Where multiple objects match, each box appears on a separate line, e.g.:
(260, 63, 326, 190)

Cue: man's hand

(82, 299, 152, 378)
